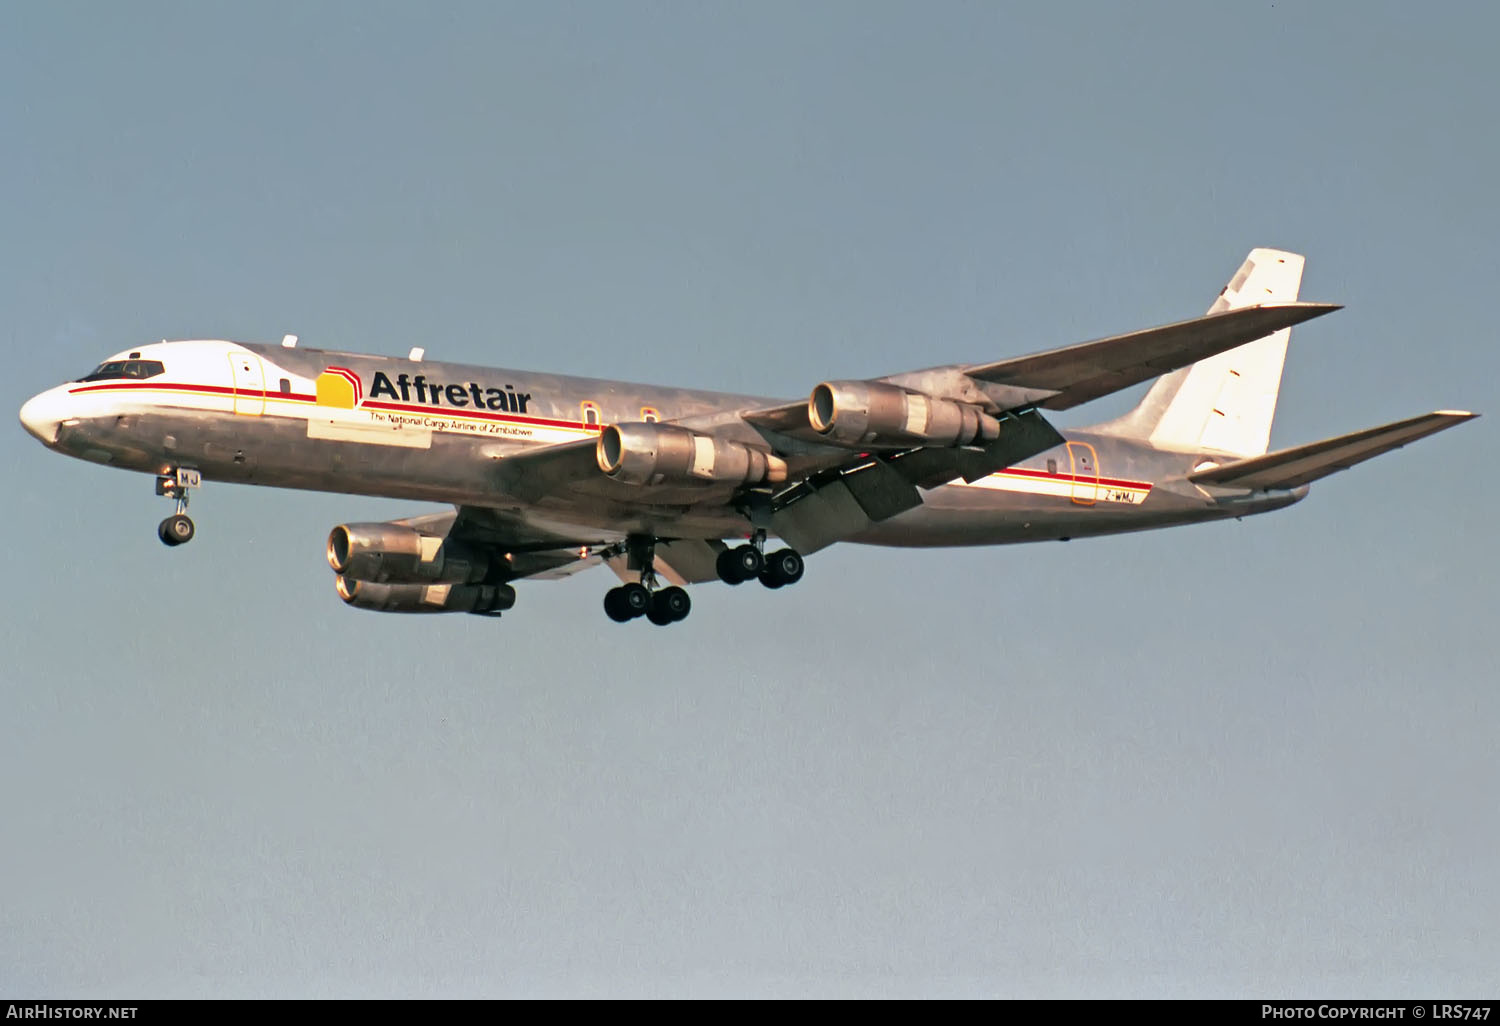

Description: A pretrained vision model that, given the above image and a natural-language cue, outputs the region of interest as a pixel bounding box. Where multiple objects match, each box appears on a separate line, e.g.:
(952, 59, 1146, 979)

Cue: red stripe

(72, 381, 599, 431)
(999, 465, 1151, 491)
(70, 381, 316, 402)
(71, 381, 239, 396)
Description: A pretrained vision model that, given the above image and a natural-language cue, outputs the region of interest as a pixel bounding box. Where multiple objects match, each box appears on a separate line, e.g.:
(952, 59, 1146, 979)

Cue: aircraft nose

(19, 387, 70, 445)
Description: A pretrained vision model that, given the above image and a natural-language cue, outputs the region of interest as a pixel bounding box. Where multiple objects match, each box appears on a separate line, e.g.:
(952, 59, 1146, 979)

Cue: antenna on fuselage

(408, 347, 425, 361)
(282, 334, 298, 348)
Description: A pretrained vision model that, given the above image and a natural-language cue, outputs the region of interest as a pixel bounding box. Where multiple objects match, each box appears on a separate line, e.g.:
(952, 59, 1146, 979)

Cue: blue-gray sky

(2, 1, 1495, 998)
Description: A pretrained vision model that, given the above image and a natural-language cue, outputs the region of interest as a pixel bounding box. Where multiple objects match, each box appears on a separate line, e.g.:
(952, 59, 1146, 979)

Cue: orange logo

(315, 367, 363, 409)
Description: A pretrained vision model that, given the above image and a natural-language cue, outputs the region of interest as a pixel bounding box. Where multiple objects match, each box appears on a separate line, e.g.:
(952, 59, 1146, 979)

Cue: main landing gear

(600, 532, 806, 625)
(603, 536, 692, 627)
(715, 530, 804, 590)
(155, 467, 201, 547)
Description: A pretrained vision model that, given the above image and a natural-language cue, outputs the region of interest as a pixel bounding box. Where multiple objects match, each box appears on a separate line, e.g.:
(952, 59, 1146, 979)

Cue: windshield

(79, 359, 166, 382)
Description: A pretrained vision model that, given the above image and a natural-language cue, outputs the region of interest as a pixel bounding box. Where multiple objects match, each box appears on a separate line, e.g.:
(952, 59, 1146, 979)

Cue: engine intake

(335, 576, 516, 615)
(327, 523, 498, 584)
(808, 380, 1000, 448)
(598, 422, 787, 486)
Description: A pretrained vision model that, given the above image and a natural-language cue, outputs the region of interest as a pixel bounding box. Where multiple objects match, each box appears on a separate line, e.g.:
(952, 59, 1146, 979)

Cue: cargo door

(230, 353, 266, 415)
(1068, 441, 1099, 505)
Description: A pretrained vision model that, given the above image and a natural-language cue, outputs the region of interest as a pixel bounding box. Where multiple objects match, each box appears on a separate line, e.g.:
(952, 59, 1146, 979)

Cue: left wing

(372, 507, 729, 585)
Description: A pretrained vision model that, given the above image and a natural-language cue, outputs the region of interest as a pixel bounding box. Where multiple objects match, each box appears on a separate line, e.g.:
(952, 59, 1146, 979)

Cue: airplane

(17, 248, 1476, 626)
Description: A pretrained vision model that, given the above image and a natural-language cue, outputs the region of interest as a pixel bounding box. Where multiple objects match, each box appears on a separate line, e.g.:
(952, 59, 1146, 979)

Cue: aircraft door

(1068, 441, 1099, 505)
(230, 352, 266, 415)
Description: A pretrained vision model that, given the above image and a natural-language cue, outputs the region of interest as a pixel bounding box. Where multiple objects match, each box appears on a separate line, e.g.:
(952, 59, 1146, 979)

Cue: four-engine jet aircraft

(18, 249, 1476, 625)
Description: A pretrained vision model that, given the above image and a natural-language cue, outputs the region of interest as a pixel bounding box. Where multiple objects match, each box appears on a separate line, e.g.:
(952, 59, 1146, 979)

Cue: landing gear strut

(716, 529, 804, 589)
(155, 468, 201, 547)
(603, 536, 692, 626)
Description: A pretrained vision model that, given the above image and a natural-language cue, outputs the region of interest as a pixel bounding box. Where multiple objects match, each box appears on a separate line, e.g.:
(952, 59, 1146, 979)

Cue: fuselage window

(80, 360, 165, 382)
(581, 401, 600, 427)
(279, 378, 292, 394)
(641, 407, 659, 423)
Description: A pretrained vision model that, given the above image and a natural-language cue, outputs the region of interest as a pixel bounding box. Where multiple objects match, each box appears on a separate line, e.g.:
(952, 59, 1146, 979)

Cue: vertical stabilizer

(1096, 248, 1304, 456)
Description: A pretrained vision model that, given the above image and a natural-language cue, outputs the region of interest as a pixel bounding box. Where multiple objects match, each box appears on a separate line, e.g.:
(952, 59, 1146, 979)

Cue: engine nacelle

(327, 523, 497, 585)
(808, 380, 1001, 448)
(597, 422, 788, 486)
(335, 576, 517, 615)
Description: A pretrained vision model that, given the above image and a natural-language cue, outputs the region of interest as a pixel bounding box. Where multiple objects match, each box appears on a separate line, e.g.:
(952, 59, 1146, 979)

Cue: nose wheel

(155, 468, 201, 547)
(158, 514, 195, 546)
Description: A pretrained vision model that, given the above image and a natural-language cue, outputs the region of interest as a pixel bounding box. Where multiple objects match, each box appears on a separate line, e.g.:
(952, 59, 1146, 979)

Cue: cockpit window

(79, 359, 166, 382)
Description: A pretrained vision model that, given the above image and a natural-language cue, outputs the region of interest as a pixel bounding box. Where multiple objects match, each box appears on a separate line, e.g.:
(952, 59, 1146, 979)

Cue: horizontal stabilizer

(968, 302, 1340, 411)
(1187, 411, 1478, 491)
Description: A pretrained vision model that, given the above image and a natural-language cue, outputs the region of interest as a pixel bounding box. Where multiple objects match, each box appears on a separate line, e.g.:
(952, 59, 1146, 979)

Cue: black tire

(646, 602, 675, 626)
(767, 548, 803, 585)
(603, 588, 633, 623)
(759, 564, 786, 589)
(716, 548, 745, 585)
(159, 515, 194, 546)
(620, 582, 651, 618)
(733, 544, 763, 578)
(659, 586, 691, 622)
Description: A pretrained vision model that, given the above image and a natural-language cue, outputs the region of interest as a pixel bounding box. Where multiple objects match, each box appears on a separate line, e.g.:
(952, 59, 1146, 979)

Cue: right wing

(744, 302, 1341, 442)
(1187, 411, 1478, 491)
(964, 302, 1340, 411)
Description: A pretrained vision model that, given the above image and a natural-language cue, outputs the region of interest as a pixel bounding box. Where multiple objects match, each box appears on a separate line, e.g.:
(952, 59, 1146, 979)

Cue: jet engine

(327, 523, 498, 585)
(597, 422, 788, 486)
(335, 576, 517, 615)
(808, 380, 1001, 448)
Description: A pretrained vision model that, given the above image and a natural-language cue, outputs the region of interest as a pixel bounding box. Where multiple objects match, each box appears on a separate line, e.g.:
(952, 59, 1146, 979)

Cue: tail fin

(1096, 248, 1305, 456)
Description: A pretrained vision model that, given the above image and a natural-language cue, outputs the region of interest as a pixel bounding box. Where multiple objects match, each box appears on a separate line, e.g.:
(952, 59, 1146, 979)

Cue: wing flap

(769, 408, 1067, 552)
(968, 302, 1340, 411)
(884, 407, 1066, 488)
(1188, 411, 1477, 491)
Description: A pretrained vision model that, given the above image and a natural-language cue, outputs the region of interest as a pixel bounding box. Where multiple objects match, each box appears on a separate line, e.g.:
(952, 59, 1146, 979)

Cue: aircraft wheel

(763, 549, 803, 587)
(730, 544, 763, 579)
(658, 586, 691, 622)
(619, 582, 651, 618)
(716, 548, 746, 585)
(603, 588, 633, 623)
(158, 514, 194, 547)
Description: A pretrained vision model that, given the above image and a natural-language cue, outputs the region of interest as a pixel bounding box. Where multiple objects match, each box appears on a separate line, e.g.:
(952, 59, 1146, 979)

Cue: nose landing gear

(155, 468, 201, 547)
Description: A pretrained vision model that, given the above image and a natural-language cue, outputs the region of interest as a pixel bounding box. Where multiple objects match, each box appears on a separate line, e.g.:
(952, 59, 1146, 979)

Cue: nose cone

(19, 386, 70, 445)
